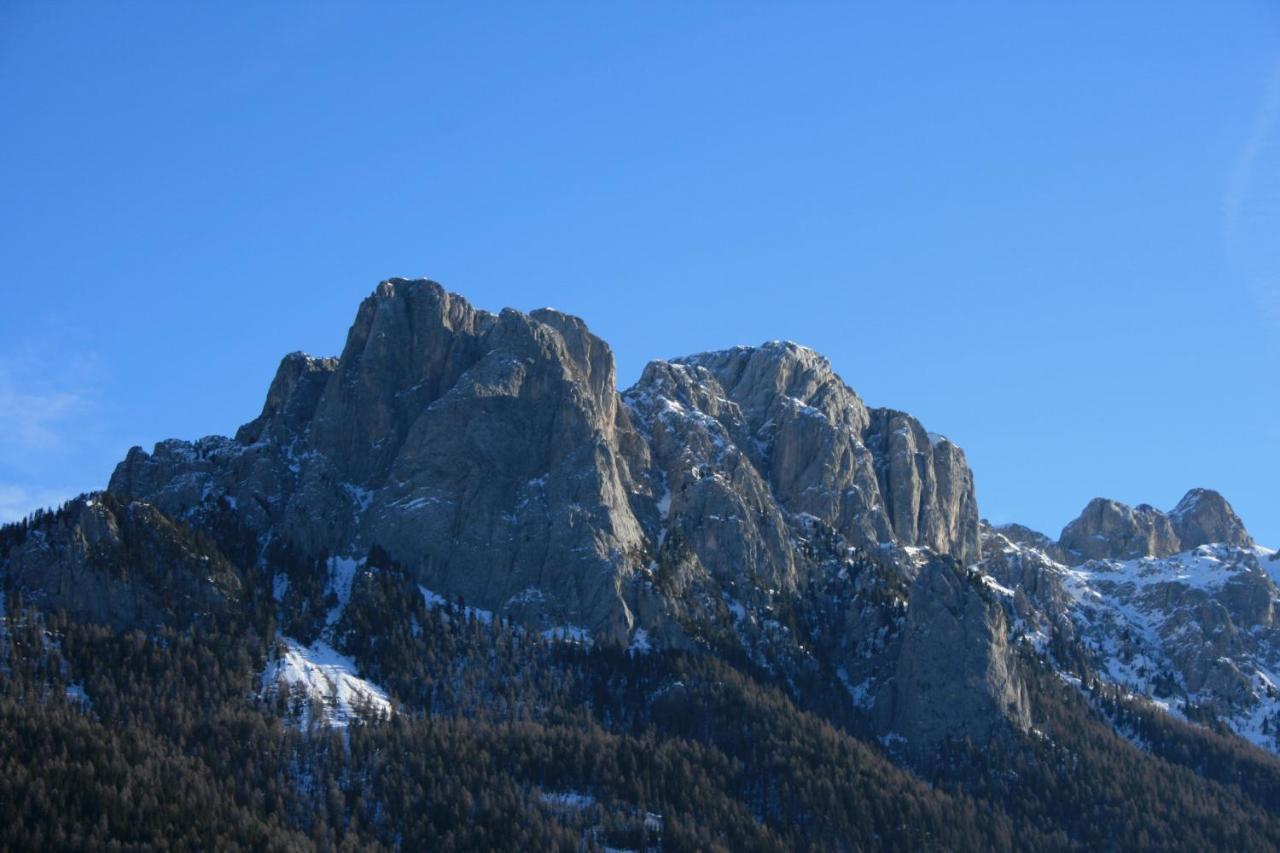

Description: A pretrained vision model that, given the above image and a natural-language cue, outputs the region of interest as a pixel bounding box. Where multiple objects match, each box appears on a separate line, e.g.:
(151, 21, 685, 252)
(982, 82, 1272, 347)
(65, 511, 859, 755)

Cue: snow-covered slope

(983, 528, 1280, 753)
(260, 636, 392, 729)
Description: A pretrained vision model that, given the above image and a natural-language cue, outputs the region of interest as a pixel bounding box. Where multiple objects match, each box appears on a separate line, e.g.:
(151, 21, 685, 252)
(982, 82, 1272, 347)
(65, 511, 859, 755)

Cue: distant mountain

(3, 278, 1279, 851)
(986, 490, 1279, 752)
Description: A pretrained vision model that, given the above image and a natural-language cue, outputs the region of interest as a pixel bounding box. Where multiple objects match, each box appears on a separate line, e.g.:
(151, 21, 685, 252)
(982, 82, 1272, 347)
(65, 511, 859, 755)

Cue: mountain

(3, 278, 1280, 851)
(1058, 489, 1253, 563)
(985, 489, 1280, 752)
(104, 279, 1008, 752)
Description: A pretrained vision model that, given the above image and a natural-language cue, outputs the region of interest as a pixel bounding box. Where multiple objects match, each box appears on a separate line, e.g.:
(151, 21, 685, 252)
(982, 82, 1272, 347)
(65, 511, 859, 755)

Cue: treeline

(7, 501, 1280, 850)
(930, 659, 1280, 851)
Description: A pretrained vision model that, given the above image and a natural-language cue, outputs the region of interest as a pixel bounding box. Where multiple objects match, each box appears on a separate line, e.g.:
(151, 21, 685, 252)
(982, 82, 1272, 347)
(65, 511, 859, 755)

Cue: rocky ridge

(9, 278, 1272, 759)
(982, 489, 1279, 752)
(95, 279, 1019, 753)
(1059, 488, 1253, 563)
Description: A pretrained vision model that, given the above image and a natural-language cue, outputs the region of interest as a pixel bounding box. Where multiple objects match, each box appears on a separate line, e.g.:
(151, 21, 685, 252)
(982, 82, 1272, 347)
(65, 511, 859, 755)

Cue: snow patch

(342, 483, 375, 514)
(325, 555, 364, 626)
(836, 666, 874, 710)
(260, 637, 392, 729)
(543, 625, 592, 644)
(419, 584, 493, 624)
(980, 573, 1015, 597)
(272, 573, 289, 603)
(65, 682, 91, 709)
(656, 484, 672, 520)
(539, 790, 596, 809)
(628, 628, 652, 654)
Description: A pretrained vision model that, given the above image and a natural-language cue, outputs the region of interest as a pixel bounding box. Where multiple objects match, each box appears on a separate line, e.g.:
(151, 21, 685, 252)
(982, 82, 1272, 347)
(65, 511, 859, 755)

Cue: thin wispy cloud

(1224, 62, 1280, 252)
(1225, 61, 1280, 331)
(0, 339, 107, 523)
(0, 483, 78, 524)
(0, 372, 87, 454)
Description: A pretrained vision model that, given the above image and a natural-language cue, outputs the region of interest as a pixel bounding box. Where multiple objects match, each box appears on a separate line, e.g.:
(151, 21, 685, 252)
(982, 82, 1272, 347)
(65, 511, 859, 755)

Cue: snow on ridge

(1021, 539, 1280, 753)
(1074, 543, 1265, 593)
(260, 636, 392, 730)
(980, 573, 1015, 597)
(418, 585, 448, 608)
(419, 584, 493, 624)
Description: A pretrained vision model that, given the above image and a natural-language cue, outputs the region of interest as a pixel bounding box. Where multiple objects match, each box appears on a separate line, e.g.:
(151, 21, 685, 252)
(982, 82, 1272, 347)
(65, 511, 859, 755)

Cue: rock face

(96, 278, 1021, 752)
(1168, 488, 1254, 551)
(112, 281, 653, 640)
(625, 342, 981, 580)
(1059, 498, 1181, 562)
(108, 282, 984, 639)
(1059, 490, 1253, 564)
(880, 557, 1031, 757)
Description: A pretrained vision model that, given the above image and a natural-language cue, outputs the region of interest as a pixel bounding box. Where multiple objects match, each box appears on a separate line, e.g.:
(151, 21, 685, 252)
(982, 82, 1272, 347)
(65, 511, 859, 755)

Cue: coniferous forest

(5, 500, 1280, 851)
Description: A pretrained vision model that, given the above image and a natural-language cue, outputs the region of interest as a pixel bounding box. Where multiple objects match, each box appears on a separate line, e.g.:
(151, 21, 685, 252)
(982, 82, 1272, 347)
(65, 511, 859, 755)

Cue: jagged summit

(98, 277, 1006, 750)
(1059, 488, 1254, 563)
(9, 274, 1279, 789)
(630, 338, 981, 567)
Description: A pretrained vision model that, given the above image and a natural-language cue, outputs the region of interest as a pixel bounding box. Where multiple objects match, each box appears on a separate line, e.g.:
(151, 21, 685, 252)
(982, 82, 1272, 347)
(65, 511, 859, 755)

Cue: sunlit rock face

(1059, 489, 1253, 564)
(103, 278, 1031, 750)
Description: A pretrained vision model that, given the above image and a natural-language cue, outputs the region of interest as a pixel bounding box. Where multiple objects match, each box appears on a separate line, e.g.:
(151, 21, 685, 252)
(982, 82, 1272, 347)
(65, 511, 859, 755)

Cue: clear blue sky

(1, 2, 1277, 546)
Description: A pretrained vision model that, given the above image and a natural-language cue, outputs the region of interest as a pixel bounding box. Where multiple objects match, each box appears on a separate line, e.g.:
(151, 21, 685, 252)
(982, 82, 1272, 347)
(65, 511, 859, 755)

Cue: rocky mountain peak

(1059, 497, 1181, 562)
(1059, 489, 1256, 564)
(672, 340, 870, 435)
(634, 340, 980, 566)
(1169, 488, 1254, 550)
(101, 278, 1003, 747)
(236, 352, 338, 445)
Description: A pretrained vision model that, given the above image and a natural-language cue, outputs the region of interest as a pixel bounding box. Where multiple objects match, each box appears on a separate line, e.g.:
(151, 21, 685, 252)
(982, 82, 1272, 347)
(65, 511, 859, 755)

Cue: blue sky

(1, 2, 1277, 545)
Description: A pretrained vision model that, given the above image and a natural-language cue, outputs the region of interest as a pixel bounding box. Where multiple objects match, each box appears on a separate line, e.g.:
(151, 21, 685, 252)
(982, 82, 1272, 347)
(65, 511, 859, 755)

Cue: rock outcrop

(112, 281, 654, 640)
(880, 557, 1031, 757)
(1059, 498, 1181, 562)
(1059, 489, 1253, 564)
(627, 342, 981, 573)
(1168, 488, 1254, 551)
